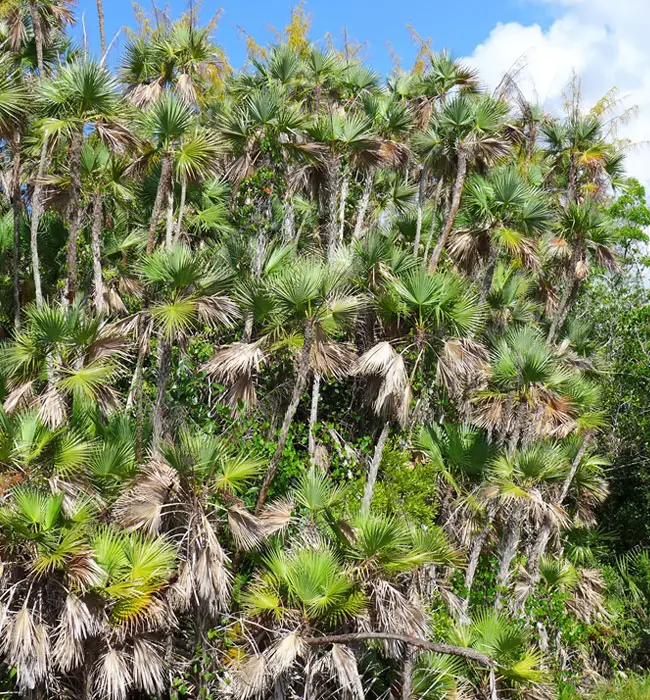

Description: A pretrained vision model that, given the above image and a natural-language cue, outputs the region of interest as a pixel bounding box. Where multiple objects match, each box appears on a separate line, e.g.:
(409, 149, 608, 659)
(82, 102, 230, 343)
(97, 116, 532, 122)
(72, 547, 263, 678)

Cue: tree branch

(302, 632, 494, 667)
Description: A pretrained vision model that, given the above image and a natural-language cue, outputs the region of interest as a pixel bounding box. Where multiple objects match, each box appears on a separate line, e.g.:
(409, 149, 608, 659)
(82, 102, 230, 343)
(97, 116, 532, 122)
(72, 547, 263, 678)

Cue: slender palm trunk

(414, 166, 428, 256)
(422, 180, 444, 267)
(65, 130, 85, 304)
(429, 149, 468, 272)
(29, 1, 44, 74)
(165, 176, 175, 247)
(146, 151, 172, 255)
(525, 433, 592, 595)
(337, 163, 350, 242)
(323, 158, 339, 254)
(256, 320, 315, 513)
(460, 506, 496, 617)
(30, 138, 49, 309)
(173, 176, 187, 243)
(281, 194, 295, 242)
(308, 372, 321, 459)
(547, 262, 579, 343)
(361, 421, 390, 515)
(91, 192, 106, 314)
(152, 334, 172, 450)
(96, 0, 106, 56)
(11, 130, 21, 328)
(479, 243, 499, 304)
(353, 169, 374, 240)
(494, 512, 521, 609)
(401, 648, 413, 700)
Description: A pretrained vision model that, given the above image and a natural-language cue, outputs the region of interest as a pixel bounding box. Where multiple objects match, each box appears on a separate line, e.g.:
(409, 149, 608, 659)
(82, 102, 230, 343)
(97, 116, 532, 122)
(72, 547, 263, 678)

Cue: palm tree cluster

(0, 3, 640, 699)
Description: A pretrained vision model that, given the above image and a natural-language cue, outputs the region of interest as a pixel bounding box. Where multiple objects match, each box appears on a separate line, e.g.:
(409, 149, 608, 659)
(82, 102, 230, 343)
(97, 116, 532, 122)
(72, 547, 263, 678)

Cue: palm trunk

(281, 193, 295, 242)
(401, 648, 414, 700)
(414, 166, 427, 256)
(323, 158, 339, 254)
(479, 243, 499, 304)
(29, 1, 44, 74)
(91, 192, 106, 314)
(30, 138, 49, 309)
(422, 181, 444, 267)
(152, 334, 172, 451)
(146, 151, 172, 255)
(494, 512, 521, 609)
(352, 169, 374, 240)
(308, 372, 321, 459)
(173, 176, 187, 243)
(96, 0, 106, 56)
(361, 421, 390, 515)
(65, 130, 85, 304)
(429, 149, 468, 272)
(11, 130, 21, 328)
(256, 320, 315, 513)
(165, 177, 175, 248)
(547, 266, 579, 344)
(460, 506, 496, 617)
(337, 163, 350, 242)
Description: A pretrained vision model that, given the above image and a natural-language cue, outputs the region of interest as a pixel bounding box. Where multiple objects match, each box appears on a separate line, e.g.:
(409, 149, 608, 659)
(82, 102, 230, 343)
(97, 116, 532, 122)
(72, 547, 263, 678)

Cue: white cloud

(467, 0, 650, 185)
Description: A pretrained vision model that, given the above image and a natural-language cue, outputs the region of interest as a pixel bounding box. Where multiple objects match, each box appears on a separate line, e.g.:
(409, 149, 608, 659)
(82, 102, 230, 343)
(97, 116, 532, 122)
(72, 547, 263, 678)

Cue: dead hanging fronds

(354, 342, 411, 426)
(93, 647, 133, 700)
(202, 340, 266, 408)
(231, 652, 267, 699)
(258, 498, 294, 536)
(227, 506, 265, 550)
(437, 337, 490, 402)
(113, 460, 180, 533)
(132, 638, 166, 696)
(53, 593, 101, 672)
(330, 644, 365, 700)
(311, 326, 357, 380)
(265, 632, 308, 680)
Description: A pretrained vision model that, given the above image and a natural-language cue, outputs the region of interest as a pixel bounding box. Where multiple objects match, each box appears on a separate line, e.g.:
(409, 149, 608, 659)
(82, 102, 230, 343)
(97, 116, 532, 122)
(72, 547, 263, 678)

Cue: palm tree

(254, 257, 362, 512)
(131, 244, 238, 448)
(140, 93, 194, 254)
(450, 165, 551, 302)
(421, 93, 515, 271)
(547, 198, 617, 342)
(95, 0, 105, 56)
(38, 60, 130, 301)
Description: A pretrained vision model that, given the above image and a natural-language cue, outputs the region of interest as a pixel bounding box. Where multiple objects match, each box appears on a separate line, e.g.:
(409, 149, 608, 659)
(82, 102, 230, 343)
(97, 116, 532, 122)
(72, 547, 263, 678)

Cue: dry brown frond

(38, 385, 67, 428)
(331, 644, 364, 700)
(258, 499, 294, 536)
(3, 381, 35, 413)
(93, 648, 133, 700)
(227, 507, 264, 550)
(231, 653, 267, 699)
(132, 638, 166, 695)
(265, 632, 307, 680)
(311, 327, 357, 379)
(197, 295, 240, 327)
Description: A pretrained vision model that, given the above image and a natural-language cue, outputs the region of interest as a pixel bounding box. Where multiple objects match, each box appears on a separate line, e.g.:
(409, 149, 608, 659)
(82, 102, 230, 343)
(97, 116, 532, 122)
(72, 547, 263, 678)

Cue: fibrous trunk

(65, 130, 85, 304)
(352, 169, 374, 240)
(494, 512, 521, 609)
(146, 151, 173, 255)
(152, 334, 172, 451)
(459, 506, 496, 618)
(30, 139, 49, 309)
(91, 192, 106, 314)
(308, 372, 321, 460)
(429, 149, 468, 272)
(174, 176, 187, 243)
(256, 320, 315, 513)
(11, 130, 21, 328)
(361, 421, 390, 515)
(414, 166, 427, 256)
(29, 1, 44, 74)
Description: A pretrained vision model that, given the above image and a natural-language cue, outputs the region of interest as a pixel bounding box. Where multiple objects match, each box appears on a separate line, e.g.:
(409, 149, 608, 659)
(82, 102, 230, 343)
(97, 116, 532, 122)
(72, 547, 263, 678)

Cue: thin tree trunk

(281, 194, 295, 242)
(65, 130, 85, 304)
(414, 165, 427, 256)
(429, 149, 468, 272)
(479, 243, 499, 304)
(361, 421, 390, 515)
(29, 0, 44, 74)
(30, 138, 49, 309)
(256, 320, 315, 513)
(525, 434, 593, 596)
(324, 158, 339, 255)
(152, 334, 172, 451)
(401, 648, 413, 700)
(337, 163, 350, 242)
(173, 176, 186, 243)
(308, 372, 321, 459)
(353, 169, 374, 240)
(460, 506, 496, 617)
(146, 151, 172, 255)
(90, 192, 106, 314)
(11, 130, 21, 328)
(165, 177, 175, 248)
(547, 267, 579, 344)
(96, 0, 106, 56)
(494, 512, 521, 609)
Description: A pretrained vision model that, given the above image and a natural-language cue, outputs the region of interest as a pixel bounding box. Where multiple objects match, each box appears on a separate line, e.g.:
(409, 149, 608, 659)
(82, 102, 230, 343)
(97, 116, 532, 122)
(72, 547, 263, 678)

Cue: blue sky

(72, 0, 552, 74)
